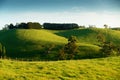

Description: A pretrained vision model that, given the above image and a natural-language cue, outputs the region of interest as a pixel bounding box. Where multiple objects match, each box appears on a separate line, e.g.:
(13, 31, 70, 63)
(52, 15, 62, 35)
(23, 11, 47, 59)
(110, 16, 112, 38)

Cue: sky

(0, 0, 120, 29)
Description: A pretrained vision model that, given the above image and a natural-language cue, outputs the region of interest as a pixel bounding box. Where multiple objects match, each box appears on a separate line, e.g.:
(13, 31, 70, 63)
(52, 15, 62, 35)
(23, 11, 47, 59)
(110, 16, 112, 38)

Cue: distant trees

(97, 33, 117, 57)
(111, 27, 120, 31)
(88, 25, 96, 28)
(8, 23, 15, 29)
(4, 22, 79, 30)
(58, 36, 79, 60)
(79, 25, 86, 28)
(104, 24, 108, 29)
(27, 22, 42, 29)
(43, 23, 79, 30)
(4, 22, 42, 30)
(17, 23, 28, 29)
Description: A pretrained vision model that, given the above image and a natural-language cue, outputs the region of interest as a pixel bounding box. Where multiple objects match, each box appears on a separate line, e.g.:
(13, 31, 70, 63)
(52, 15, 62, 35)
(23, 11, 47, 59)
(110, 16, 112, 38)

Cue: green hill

(54, 28, 120, 45)
(0, 29, 67, 59)
(0, 28, 120, 60)
(0, 56, 120, 80)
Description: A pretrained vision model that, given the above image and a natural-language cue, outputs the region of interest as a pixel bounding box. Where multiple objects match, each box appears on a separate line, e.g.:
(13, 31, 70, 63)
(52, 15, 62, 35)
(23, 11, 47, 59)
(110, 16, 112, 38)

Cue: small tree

(97, 33, 116, 57)
(97, 33, 105, 46)
(100, 41, 116, 57)
(104, 24, 108, 29)
(59, 36, 79, 60)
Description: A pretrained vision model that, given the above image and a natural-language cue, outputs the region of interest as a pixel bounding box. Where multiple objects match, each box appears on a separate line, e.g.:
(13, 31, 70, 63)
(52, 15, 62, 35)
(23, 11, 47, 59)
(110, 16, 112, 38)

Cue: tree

(65, 36, 79, 59)
(17, 23, 28, 29)
(97, 33, 105, 46)
(2, 24, 9, 30)
(8, 23, 14, 29)
(104, 24, 108, 29)
(100, 41, 115, 57)
(59, 36, 79, 60)
(27, 22, 42, 29)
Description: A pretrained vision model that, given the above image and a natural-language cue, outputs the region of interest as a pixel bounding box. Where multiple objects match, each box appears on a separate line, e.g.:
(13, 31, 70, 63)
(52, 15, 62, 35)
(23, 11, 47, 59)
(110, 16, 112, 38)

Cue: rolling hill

(0, 29, 67, 59)
(54, 28, 120, 45)
(0, 28, 120, 60)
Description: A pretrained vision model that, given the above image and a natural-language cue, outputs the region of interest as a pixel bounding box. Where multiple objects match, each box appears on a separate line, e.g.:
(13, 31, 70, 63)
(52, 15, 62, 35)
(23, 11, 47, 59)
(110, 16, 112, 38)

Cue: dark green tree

(27, 22, 42, 29)
(8, 23, 14, 29)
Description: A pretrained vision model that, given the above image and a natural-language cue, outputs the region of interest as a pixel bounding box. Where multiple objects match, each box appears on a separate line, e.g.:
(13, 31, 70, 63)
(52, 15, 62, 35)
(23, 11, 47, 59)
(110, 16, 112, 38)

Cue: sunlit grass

(0, 56, 120, 80)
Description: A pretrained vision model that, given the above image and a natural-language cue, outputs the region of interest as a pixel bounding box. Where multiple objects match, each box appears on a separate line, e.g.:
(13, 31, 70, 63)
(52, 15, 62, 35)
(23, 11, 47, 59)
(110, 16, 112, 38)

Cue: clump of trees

(5, 22, 42, 30)
(97, 33, 105, 46)
(97, 33, 119, 57)
(43, 23, 79, 30)
(0, 43, 6, 58)
(4, 22, 80, 30)
(101, 41, 116, 57)
(58, 36, 79, 60)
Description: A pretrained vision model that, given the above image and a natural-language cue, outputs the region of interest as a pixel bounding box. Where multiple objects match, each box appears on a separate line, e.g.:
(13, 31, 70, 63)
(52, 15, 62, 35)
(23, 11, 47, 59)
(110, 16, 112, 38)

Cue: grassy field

(0, 56, 120, 80)
(0, 28, 120, 80)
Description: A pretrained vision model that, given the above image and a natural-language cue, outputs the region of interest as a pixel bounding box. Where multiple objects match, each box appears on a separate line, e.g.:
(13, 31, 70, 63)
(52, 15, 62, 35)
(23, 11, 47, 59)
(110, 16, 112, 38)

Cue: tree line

(3, 22, 81, 30)
(3, 22, 120, 31)
(3, 22, 42, 30)
(43, 23, 79, 30)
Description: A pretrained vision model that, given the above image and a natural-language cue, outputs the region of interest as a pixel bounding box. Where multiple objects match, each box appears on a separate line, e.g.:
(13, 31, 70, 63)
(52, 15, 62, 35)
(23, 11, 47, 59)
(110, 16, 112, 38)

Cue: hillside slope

(54, 28, 120, 45)
(0, 29, 67, 58)
(0, 28, 120, 59)
(0, 56, 120, 80)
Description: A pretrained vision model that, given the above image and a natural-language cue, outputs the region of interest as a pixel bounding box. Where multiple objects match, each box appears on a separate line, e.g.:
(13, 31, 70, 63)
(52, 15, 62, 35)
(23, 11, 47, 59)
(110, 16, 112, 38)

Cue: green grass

(0, 56, 120, 80)
(54, 28, 120, 45)
(0, 29, 67, 58)
(0, 28, 120, 60)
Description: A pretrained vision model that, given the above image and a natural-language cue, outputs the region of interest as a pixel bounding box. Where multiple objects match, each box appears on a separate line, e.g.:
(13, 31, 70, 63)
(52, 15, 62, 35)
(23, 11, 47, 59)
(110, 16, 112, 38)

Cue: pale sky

(0, 0, 120, 29)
